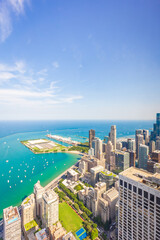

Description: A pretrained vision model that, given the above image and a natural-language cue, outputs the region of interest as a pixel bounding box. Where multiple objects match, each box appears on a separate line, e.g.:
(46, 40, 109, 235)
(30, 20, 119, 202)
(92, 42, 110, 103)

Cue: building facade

(118, 167, 160, 240)
(3, 206, 21, 240)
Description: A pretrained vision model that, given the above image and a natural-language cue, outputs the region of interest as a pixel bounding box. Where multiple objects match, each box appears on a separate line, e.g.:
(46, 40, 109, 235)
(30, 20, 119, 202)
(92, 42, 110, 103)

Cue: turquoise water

(0, 120, 154, 218)
(0, 131, 80, 218)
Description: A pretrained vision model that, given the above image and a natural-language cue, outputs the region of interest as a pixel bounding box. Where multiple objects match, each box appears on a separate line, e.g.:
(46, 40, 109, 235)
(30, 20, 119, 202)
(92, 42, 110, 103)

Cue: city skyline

(0, 0, 160, 120)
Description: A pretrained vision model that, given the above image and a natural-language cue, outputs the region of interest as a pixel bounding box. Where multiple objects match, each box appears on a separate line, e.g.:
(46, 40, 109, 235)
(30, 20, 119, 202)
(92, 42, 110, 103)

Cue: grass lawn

(59, 202, 83, 233)
(24, 219, 38, 231)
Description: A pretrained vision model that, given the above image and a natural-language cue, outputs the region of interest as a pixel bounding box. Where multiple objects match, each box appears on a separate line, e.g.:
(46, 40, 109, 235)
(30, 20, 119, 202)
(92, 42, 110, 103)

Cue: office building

(149, 140, 155, 154)
(156, 137, 160, 150)
(92, 137, 103, 159)
(105, 140, 113, 169)
(116, 142, 122, 150)
(109, 125, 116, 150)
(118, 167, 160, 240)
(88, 147, 94, 156)
(136, 134, 144, 159)
(143, 129, 149, 145)
(150, 113, 160, 142)
(115, 150, 130, 171)
(21, 193, 36, 226)
(99, 170, 118, 189)
(139, 144, 149, 170)
(127, 139, 135, 151)
(89, 129, 95, 148)
(3, 206, 21, 240)
(90, 165, 104, 186)
(42, 189, 59, 228)
(128, 150, 136, 167)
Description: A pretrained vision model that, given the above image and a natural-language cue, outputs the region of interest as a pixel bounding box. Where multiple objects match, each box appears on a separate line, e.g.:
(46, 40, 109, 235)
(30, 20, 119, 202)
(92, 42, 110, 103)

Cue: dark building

(147, 160, 155, 173)
(89, 129, 95, 148)
(151, 150, 160, 163)
(150, 113, 160, 142)
(128, 150, 136, 167)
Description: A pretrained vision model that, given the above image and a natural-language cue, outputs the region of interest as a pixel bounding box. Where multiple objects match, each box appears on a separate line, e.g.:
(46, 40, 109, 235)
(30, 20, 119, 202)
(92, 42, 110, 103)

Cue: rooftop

(3, 206, 20, 225)
(22, 194, 35, 208)
(43, 189, 58, 204)
(120, 167, 160, 191)
(62, 232, 76, 240)
(35, 228, 48, 240)
(90, 165, 104, 172)
(68, 169, 78, 176)
(104, 187, 119, 201)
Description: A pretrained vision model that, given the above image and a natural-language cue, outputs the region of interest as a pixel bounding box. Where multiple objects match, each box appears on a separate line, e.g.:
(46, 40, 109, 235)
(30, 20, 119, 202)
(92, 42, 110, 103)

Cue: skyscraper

(92, 137, 102, 159)
(115, 150, 130, 171)
(136, 134, 144, 159)
(110, 125, 116, 150)
(139, 144, 149, 170)
(150, 113, 160, 142)
(42, 189, 59, 228)
(3, 206, 21, 240)
(127, 139, 135, 151)
(118, 167, 160, 240)
(89, 129, 95, 148)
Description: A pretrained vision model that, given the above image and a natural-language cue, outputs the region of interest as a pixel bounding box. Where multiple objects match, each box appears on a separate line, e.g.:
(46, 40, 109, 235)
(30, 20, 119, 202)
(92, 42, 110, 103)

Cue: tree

(91, 228, 98, 240)
(74, 203, 79, 211)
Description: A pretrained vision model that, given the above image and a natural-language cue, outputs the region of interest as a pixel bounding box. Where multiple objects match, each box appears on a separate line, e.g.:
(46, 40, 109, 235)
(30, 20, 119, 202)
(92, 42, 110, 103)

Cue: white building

(110, 125, 116, 150)
(42, 189, 59, 228)
(118, 167, 160, 240)
(3, 206, 21, 240)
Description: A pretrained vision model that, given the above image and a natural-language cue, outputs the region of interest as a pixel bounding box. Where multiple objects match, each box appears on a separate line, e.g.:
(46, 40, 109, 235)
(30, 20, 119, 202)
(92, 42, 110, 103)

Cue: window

(157, 197, 160, 206)
(124, 181, 127, 188)
(150, 194, 154, 202)
(129, 184, 132, 190)
(133, 186, 137, 193)
(138, 188, 142, 196)
(144, 191, 148, 199)
(120, 179, 123, 186)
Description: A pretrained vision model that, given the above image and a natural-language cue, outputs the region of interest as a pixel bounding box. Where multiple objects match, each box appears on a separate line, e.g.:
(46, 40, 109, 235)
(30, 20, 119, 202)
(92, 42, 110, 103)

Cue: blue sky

(0, 0, 160, 120)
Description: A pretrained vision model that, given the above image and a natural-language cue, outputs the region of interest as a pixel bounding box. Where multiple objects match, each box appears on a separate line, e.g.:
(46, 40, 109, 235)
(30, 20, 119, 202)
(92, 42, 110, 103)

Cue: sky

(0, 0, 160, 120)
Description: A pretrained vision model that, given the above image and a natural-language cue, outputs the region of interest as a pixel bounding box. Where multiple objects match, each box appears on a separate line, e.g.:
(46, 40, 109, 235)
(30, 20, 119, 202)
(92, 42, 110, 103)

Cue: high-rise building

(150, 113, 160, 141)
(128, 150, 136, 167)
(105, 140, 113, 169)
(3, 206, 21, 240)
(127, 139, 135, 151)
(115, 150, 130, 171)
(42, 189, 59, 228)
(156, 137, 160, 150)
(149, 140, 155, 154)
(143, 129, 149, 145)
(109, 125, 116, 150)
(21, 193, 36, 226)
(92, 137, 102, 159)
(139, 144, 149, 170)
(118, 167, 160, 240)
(136, 134, 144, 159)
(116, 142, 122, 150)
(90, 165, 104, 186)
(34, 181, 45, 219)
(89, 129, 95, 148)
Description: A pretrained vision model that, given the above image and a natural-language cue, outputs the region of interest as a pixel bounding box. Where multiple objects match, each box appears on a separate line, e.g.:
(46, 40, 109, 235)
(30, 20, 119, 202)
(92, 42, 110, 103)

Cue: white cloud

(0, 72, 16, 81)
(37, 68, 48, 76)
(52, 61, 59, 69)
(0, 88, 83, 106)
(0, 0, 30, 42)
